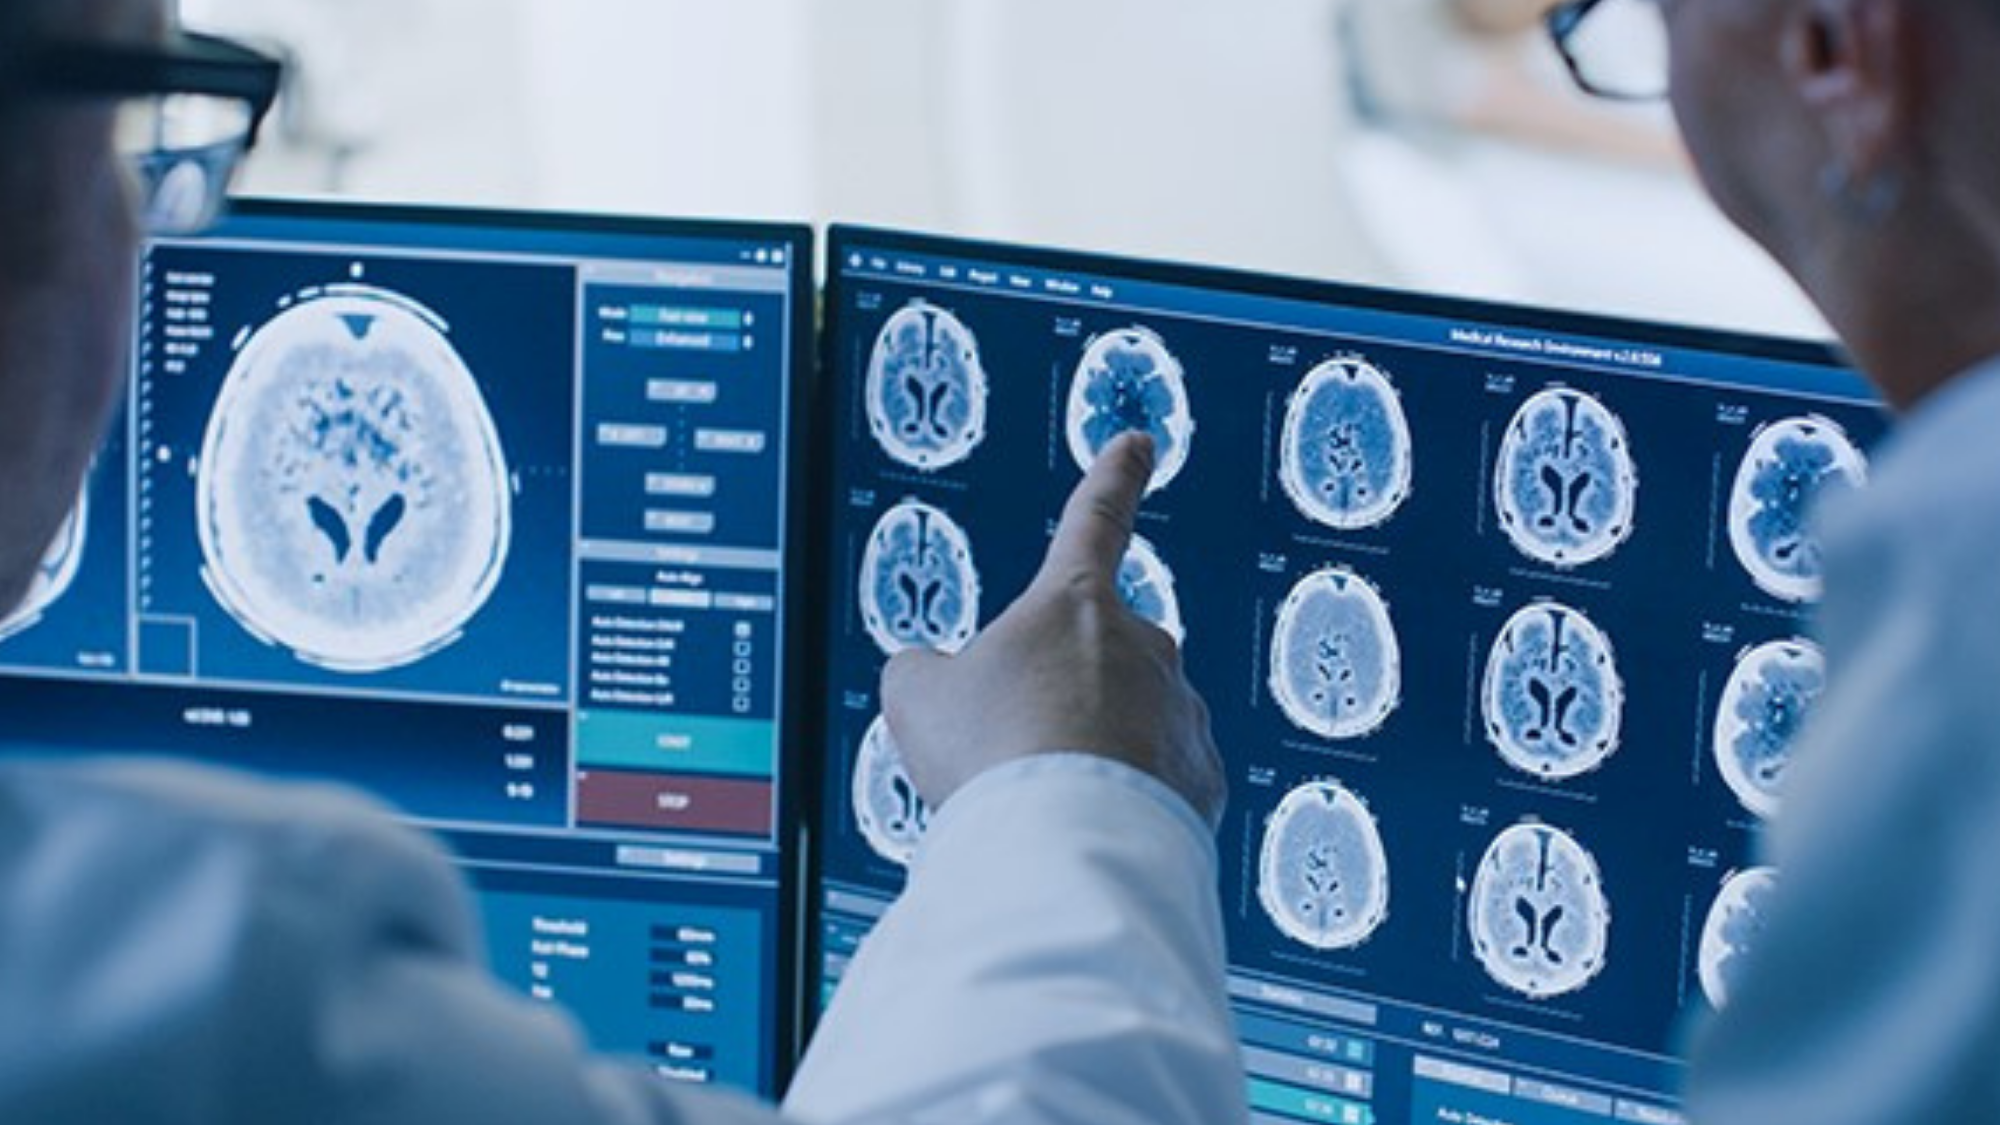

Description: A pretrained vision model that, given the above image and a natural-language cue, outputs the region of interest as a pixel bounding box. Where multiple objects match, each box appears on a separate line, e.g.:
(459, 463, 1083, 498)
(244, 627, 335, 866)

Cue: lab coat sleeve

(784, 753, 1247, 1125)
(1685, 497, 2000, 1122)
(0, 760, 778, 1125)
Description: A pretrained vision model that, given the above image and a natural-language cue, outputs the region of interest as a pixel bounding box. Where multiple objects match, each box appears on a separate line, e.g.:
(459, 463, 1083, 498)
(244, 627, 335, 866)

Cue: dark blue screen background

(814, 230, 1891, 1120)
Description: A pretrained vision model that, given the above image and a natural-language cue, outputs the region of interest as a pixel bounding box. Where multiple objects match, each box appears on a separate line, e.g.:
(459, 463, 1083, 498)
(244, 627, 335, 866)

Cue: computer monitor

(811, 226, 1888, 1123)
(0, 201, 813, 1097)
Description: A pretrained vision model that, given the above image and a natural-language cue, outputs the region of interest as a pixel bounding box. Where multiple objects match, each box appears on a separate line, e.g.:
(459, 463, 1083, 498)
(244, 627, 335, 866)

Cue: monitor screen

(0, 202, 812, 1097)
(811, 227, 1889, 1123)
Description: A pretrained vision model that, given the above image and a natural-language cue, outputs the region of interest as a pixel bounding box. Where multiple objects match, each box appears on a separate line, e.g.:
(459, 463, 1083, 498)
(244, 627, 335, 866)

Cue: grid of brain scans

(0, 204, 813, 1098)
(813, 228, 1888, 1124)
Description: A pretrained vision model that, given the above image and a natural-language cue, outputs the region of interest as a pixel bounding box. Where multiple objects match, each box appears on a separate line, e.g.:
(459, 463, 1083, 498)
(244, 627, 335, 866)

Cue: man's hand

(881, 432, 1227, 829)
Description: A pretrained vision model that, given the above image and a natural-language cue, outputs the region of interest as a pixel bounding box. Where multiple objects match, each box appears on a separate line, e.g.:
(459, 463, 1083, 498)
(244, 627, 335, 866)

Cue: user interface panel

(0, 203, 810, 1097)
(813, 227, 1888, 1123)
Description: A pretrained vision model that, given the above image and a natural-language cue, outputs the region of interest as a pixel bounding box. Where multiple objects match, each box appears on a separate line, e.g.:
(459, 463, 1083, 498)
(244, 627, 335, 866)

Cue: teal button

(577, 710, 774, 778)
(1248, 1077, 1374, 1125)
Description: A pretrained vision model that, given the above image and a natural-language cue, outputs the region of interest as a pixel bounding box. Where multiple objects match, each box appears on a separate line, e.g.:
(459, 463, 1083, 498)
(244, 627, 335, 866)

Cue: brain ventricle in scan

(197, 286, 513, 673)
(852, 715, 930, 868)
(1268, 567, 1401, 741)
(0, 490, 87, 643)
(1468, 821, 1611, 999)
(1279, 356, 1414, 531)
(1713, 639, 1824, 819)
(858, 499, 981, 656)
(1727, 416, 1866, 602)
(865, 300, 989, 472)
(1065, 326, 1196, 494)
(1494, 387, 1638, 568)
(1482, 601, 1625, 781)
(1257, 779, 1391, 951)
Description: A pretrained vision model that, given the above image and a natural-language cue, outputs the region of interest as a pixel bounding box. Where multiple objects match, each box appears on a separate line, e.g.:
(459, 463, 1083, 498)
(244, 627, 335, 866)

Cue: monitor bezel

(802, 221, 1860, 1050)
(208, 197, 821, 1095)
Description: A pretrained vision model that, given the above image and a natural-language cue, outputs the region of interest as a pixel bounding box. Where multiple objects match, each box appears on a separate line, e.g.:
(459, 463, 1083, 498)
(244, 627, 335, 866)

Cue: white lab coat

(1685, 359, 2000, 1122)
(0, 753, 1246, 1124)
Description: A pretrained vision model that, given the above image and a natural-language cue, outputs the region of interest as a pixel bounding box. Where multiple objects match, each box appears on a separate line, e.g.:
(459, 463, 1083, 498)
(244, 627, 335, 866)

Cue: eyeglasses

(16, 32, 282, 234)
(1546, 0, 1670, 102)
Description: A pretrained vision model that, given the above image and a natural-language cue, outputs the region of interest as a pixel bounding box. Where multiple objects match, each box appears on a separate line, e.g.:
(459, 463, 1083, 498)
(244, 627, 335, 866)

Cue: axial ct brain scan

(1469, 822, 1612, 999)
(1065, 326, 1195, 493)
(1258, 780, 1391, 951)
(1728, 416, 1867, 603)
(851, 716, 930, 867)
(1482, 602, 1624, 781)
(1117, 534, 1186, 644)
(1494, 387, 1638, 568)
(817, 229, 1889, 1124)
(865, 300, 989, 471)
(197, 287, 512, 672)
(1279, 356, 1414, 530)
(1269, 567, 1400, 741)
(1713, 639, 1824, 819)
(0, 493, 87, 643)
(1697, 867, 1778, 1010)
(858, 499, 981, 656)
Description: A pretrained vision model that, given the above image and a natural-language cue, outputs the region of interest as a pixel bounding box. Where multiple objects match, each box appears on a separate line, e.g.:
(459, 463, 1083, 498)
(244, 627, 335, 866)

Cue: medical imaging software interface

(814, 229, 1888, 1125)
(0, 206, 808, 1096)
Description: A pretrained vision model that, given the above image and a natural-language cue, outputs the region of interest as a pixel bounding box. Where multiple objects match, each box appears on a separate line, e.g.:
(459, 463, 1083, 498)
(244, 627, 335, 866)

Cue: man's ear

(1784, 0, 1917, 178)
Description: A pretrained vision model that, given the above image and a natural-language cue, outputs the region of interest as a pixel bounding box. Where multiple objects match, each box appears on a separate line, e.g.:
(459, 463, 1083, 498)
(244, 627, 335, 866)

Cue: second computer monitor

(813, 226, 1886, 1124)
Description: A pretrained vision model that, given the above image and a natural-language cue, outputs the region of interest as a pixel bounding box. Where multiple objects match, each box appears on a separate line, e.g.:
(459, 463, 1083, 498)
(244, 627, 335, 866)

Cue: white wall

(185, 0, 1822, 337)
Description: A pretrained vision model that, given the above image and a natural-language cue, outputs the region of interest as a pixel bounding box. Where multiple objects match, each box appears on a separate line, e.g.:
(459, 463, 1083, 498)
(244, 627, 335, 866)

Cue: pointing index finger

(1035, 431, 1156, 591)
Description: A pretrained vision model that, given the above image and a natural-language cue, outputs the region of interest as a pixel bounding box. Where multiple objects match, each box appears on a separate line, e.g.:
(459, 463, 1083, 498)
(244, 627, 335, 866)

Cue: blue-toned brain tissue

(858, 499, 981, 656)
(197, 287, 513, 673)
(1482, 602, 1625, 782)
(1258, 780, 1392, 951)
(1268, 567, 1401, 741)
(865, 300, 989, 472)
(1713, 639, 1823, 819)
(1116, 534, 1186, 644)
(852, 715, 930, 867)
(1727, 416, 1866, 603)
(1698, 867, 1778, 1010)
(1065, 326, 1196, 493)
(1468, 822, 1612, 999)
(1494, 388, 1638, 568)
(1279, 357, 1414, 531)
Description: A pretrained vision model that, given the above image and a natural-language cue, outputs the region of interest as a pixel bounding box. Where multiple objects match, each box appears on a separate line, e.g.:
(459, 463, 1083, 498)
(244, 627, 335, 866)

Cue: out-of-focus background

(181, 0, 1827, 339)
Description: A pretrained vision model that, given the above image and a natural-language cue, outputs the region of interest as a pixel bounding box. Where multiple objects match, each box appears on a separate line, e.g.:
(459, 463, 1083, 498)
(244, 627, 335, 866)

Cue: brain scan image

(197, 286, 512, 672)
(1257, 780, 1391, 951)
(1468, 822, 1611, 999)
(1714, 639, 1824, 819)
(1494, 388, 1638, 568)
(1268, 567, 1401, 740)
(1279, 357, 1414, 531)
(1482, 602, 1625, 782)
(852, 716, 931, 868)
(1698, 867, 1779, 1010)
(1117, 534, 1186, 644)
(0, 491, 87, 643)
(858, 499, 981, 656)
(1728, 416, 1867, 602)
(1065, 326, 1196, 493)
(865, 300, 989, 472)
